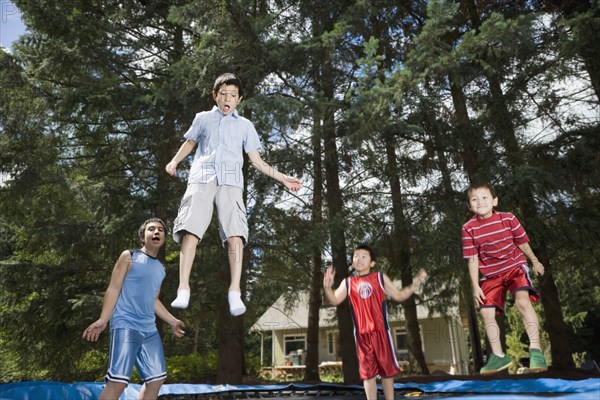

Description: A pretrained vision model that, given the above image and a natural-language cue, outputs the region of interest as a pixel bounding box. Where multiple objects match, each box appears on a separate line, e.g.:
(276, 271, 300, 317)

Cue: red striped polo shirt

(462, 211, 529, 277)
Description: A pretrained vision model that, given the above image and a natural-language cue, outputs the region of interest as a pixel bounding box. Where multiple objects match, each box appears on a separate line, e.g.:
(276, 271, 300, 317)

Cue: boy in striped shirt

(462, 183, 547, 374)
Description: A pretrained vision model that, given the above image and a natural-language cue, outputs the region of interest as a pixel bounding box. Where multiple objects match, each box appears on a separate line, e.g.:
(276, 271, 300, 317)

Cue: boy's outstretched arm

(383, 268, 428, 303)
(323, 266, 347, 306)
(247, 151, 302, 191)
(82, 250, 131, 342)
(165, 139, 197, 176)
(468, 256, 485, 305)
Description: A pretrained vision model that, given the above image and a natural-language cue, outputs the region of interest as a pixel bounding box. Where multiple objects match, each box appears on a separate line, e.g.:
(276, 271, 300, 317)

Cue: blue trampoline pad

(0, 378, 598, 399)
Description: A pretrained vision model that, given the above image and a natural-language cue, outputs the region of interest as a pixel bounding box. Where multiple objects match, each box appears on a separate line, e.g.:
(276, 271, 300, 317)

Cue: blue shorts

(105, 328, 166, 384)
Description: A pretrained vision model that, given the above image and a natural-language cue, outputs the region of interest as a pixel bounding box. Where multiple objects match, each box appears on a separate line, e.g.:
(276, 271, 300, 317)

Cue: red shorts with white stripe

(355, 329, 401, 380)
(479, 265, 540, 313)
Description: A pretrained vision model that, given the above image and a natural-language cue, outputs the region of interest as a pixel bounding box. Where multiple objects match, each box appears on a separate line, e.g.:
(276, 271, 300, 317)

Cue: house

(251, 290, 471, 376)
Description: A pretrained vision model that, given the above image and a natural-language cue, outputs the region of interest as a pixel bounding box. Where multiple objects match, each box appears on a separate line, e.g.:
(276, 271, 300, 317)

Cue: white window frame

(395, 327, 409, 358)
(327, 331, 335, 354)
(283, 334, 306, 356)
(394, 325, 425, 361)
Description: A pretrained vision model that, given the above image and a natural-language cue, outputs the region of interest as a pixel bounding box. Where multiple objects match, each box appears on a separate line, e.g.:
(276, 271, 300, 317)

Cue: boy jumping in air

(462, 183, 548, 374)
(166, 73, 301, 315)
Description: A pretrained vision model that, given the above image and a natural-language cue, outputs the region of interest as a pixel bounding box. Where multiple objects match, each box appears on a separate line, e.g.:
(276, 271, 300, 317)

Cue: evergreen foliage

(1, 0, 598, 383)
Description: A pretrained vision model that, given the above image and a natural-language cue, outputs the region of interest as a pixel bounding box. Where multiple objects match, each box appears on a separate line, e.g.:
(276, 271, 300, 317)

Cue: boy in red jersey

(323, 244, 427, 400)
(462, 183, 547, 374)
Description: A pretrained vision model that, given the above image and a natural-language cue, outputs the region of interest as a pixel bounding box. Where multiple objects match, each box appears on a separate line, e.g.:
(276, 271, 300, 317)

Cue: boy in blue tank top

(83, 218, 185, 400)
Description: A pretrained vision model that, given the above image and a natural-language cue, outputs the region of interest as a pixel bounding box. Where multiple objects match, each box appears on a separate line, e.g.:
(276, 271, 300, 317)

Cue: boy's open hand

(282, 175, 302, 192)
(532, 261, 545, 276)
(323, 265, 335, 289)
(472, 285, 485, 305)
(412, 268, 428, 289)
(82, 319, 108, 342)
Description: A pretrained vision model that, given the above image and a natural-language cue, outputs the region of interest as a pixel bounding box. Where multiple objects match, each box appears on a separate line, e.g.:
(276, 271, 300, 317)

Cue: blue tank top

(110, 249, 165, 332)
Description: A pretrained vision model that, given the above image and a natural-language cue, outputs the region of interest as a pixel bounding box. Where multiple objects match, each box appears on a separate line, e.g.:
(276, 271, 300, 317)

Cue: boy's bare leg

(99, 381, 126, 400)
(227, 236, 246, 316)
(171, 233, 199, 308)
(514, 290, 541, 349)
(381, 377, 395, 400)
(480, 307, 504, 355)
(363, 377, 378, 400)
(138, 380, 164, 400)
(227, 236, 243, 292)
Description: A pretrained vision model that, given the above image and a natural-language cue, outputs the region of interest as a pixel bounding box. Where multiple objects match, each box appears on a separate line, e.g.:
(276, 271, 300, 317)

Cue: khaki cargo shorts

(172, 180, 248, 245)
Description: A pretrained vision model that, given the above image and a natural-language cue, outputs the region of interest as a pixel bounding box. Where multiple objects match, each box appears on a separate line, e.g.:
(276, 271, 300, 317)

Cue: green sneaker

(529, 348, 548, 372)
(480, 354, 512, 375)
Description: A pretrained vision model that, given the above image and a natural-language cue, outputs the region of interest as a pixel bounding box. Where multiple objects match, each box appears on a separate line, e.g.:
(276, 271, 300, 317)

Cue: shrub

(73, 349, 107, 382)
(166, 352, 218, 383)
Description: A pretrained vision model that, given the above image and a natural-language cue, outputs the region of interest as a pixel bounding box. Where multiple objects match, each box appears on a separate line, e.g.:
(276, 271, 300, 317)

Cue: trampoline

(1, 378, 599, 400)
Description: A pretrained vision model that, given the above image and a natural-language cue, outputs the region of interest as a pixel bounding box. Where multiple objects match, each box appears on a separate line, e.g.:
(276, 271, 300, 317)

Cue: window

(328, 332, 335, 354)
(395, 328, 408, 361)
(284, 335, 306, 356)
(325, 331, 340, 358)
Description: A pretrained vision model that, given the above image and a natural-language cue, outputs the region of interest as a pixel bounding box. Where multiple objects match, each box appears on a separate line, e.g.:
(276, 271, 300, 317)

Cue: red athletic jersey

(346, 272, 400, 379)
(462, 211, 529, 277)
(347, 272, 387, 334)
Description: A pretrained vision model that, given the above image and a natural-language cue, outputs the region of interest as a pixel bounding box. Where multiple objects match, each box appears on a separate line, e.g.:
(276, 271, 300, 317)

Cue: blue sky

(0, 1, 26, 49)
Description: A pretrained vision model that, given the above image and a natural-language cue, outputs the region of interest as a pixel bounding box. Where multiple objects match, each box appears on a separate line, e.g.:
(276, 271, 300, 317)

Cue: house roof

(251, 289, 459, 333)
(251, 291, 328, 333)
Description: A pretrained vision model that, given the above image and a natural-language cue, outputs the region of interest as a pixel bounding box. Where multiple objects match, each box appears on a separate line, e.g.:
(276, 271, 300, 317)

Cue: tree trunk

(464, 287, 484, 372)
(304, 116, 325, 383)
(216, 293, 245, 383)
(193, 318, 200, 354)
(322, 90, 359, 385)
(546, 0, 600, 102)
(579, 37, 600, 103)
(383, 128, 429, 374)
(305, 253, 324, 382)
(449, 76, 489, 183)
(216, 239, 244, 383)
(447, 74, 487, 371)
(324, 138, 359, 383)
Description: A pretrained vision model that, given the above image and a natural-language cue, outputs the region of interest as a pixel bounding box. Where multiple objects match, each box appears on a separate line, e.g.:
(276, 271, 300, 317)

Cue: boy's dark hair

(354, 243, 376, 262)
(213, 73, 244, 97)
(466, 182, 496, 200)
(138, 218, 168, 242)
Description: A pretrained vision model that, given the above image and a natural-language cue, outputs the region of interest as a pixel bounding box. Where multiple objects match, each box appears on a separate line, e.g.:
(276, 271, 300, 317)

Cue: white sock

(228, 291, 246, 316)
(171, 289, 190, 309)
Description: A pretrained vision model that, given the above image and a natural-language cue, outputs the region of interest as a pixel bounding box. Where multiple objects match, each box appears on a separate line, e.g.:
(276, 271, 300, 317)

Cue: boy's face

(142, 221, 166, 249)
(212, 84, 242, 115)
(468, 187, 498, 219)
(352, 249, 375, 275)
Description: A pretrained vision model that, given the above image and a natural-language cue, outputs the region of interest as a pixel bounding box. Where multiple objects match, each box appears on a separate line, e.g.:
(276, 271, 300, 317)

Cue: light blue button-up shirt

(184, 106, 263, 189)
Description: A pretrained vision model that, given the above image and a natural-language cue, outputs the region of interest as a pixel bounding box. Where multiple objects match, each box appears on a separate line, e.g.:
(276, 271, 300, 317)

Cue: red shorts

(355, 330, 401, 380)
(480, 265, 540, 313)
